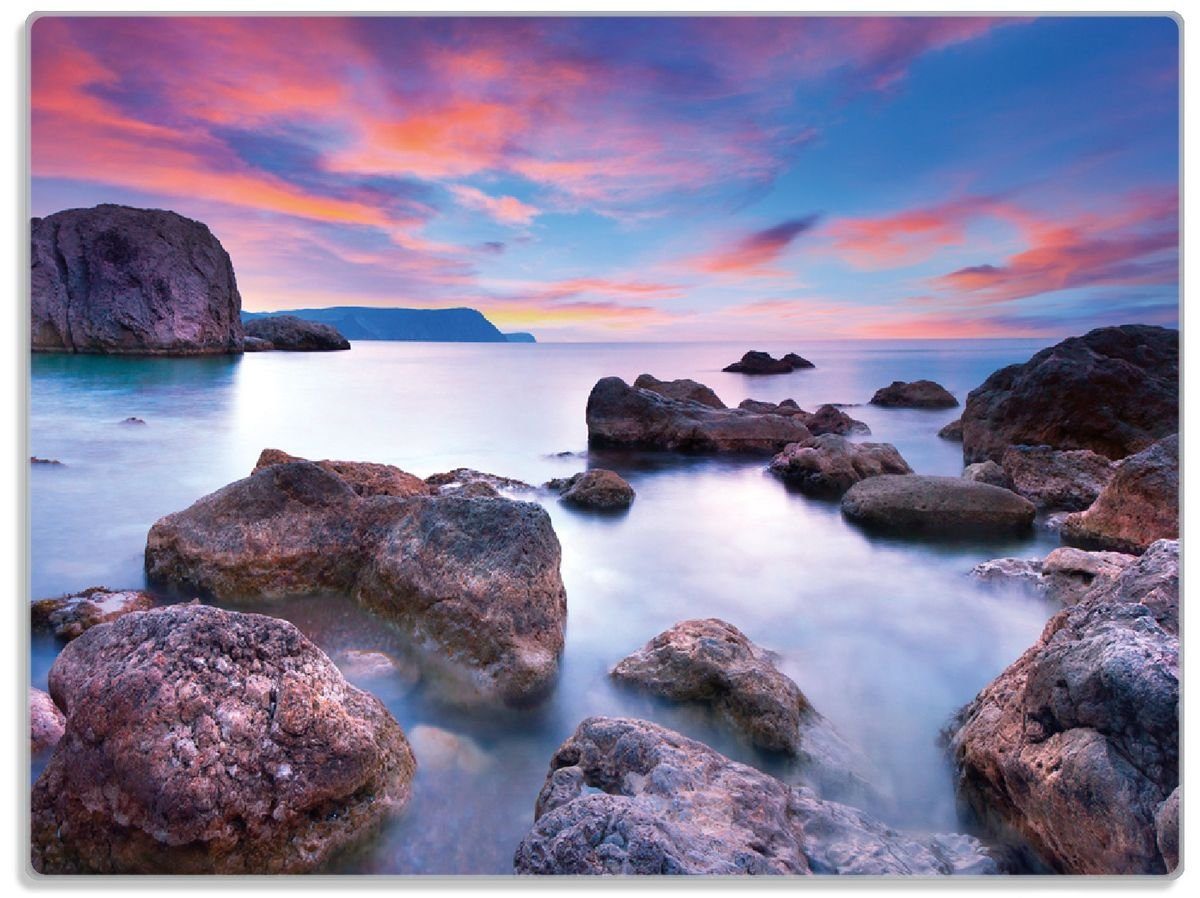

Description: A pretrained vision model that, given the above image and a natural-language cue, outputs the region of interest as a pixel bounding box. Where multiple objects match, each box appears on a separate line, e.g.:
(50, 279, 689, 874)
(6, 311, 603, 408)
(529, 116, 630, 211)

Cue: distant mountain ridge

(241, 306, 535, 343)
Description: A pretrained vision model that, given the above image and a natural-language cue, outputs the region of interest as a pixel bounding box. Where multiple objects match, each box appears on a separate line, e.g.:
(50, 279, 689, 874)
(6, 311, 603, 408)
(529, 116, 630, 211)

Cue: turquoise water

(30, 339, 1061, 873)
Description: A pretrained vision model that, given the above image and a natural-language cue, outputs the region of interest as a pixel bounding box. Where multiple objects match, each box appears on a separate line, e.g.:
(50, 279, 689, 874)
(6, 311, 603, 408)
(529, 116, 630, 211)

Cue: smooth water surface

(30, 339, 1062, 873)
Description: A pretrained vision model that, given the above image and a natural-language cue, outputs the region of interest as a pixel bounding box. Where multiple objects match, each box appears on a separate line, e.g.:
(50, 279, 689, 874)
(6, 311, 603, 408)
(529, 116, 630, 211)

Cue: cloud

(448, 184, 540, 225)
(694, 215, 821, 275)
(827, 195, 1007, 268)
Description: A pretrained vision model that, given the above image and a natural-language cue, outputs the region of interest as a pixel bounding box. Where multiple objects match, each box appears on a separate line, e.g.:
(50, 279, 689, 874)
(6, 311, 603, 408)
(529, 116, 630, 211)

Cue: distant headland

(242, 307, 536, 343)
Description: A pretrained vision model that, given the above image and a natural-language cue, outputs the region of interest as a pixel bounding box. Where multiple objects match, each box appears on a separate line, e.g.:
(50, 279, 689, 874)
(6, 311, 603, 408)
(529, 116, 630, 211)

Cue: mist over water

(30, 339, 1062, 873)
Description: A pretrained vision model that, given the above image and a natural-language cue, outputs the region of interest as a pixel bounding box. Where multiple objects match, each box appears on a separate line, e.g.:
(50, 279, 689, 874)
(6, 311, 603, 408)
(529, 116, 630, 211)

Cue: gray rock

(30, 687, 65, 755)
(970, 557, 1044, 591)
(32, 205, 244, 355)
(842, 475, 1035, 535)
(999, 445, 1115, 510)
(242, 315, 350, 351)
(633, 374, 725, 409)
(723, 350, 814, 374)
(551, 469, 635, 510)
(939, 419, 964, 441)
(962, 460, 1010, 489)
(513, 717, 998, 875)
(869, 380, 958, 408)
(31, 586, 156, 641)
(242, 335, 274, 351)
(960, 325, 1178, 463)
(947, 540, 1179, 874)
(424, 468, 533, 495)
(769, 434, 911, 497)
(970, 548, 1137, 606)
(1062, 435, 1178, 554)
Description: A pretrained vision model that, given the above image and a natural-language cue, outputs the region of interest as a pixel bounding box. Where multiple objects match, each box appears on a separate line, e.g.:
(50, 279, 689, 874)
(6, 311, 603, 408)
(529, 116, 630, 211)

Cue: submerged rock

(1061, 434, 1178, 554)
(31, 604, 415, 874)
(424, 468, 532, 495)
(32, 204, 244, 355)
(513, 717, 998, 875)
(999, 445, 1114, 510)
(768, 435, 911, 497)
(962, 460, 1010, 489)
(30, 687, 65, 755)
(31, 586, 156, 641)
(408, 725, 492, 774)
(960, 325, 1178, 463)
(242, 315, 350, 351)
(548, 469, 635, 510)
(30, 456, 63, 465)
(971, 547, 1137, 606)
(633, 373, 726, 409)
(947, 540, 1179, 874)
(869, 380, 958, 408)
(586, 376, 811, 454)
(723, 350, 814, 374)
(841, 475, 1035, 535)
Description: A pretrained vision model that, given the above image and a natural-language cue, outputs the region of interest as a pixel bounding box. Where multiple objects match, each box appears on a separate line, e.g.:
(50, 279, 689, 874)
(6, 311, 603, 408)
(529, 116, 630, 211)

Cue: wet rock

(252, 448, 430, 498)
(1061, 435, 1178, 554)
(408, 725, 492, 774)
(31, 604, 415, 873)
(960, 325, 1178, 463)
(938, 419, 963, 441)
(425, 468, 532, 495)
(549, 469, 635, 510)
(31, 586, 156, 641)
(242, 315, 350, 351)
(633, 374, 725, 409)
(723, 350, 813, 374)
(841, 475, 1035, 535)
(769, 435, 911, 497)
(869, 379, 958, 408)
(30, 457, 63, 465)
(32, 205, 244, 355)
(242, 335, 274, 351)
(587, 376, 812, 454)
(30, 687, 65, 755)
(1000, 445, 1114, 511)
(947, 540, 1179, 874)
(962, 460, 1010, 489)
(971, 548, 1137, 606)
(514, 717, 998, 875)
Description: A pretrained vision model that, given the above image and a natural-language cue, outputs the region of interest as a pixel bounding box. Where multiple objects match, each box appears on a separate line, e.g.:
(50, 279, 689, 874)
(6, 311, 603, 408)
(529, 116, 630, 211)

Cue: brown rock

(633, 374, 725, 409)
(31, 586, 156, 641)
(252, 448, 430, 497)
(962, 460, 1011, 489)
(939, 418, 964, 441)
(841, 475, 1035, 535)
(869, 380, 958, 408)
(1000, 444, 1115, 510)
(30, 687, 65, 755)
(769, 434, 911, 497)
(551, 469, 635, 510)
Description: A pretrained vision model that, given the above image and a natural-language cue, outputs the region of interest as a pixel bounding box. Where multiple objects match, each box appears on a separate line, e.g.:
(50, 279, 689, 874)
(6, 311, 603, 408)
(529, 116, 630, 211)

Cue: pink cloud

(448, 185, 539, 226)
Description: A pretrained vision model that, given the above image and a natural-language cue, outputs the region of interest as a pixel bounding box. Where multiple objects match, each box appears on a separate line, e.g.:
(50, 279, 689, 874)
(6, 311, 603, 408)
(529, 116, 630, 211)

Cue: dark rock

(1000, 445, 1115, 511)
(30, 457, 63, 465)
(253, 448, 430, 498)
(31, 604, 415, 874)
(549, 469, 635, 510)
(842, 475, 1035, 535)
(801, 404, 870, 436)
(243, 315, 350, 351)
(30, 687, 65, 755)
(31, 586, 156, 641)
(781, 352, 816, 370)
(962, 460, 1011, 489)
(722, 351, 813, 374)
(947, 540, 1179, 874)
(633, 374, 725, 409)
(242, 336, 274, 352)
(586, 377, 811, 454)
(119, 416, 146, 425)
(938, 419, 964, 441)
(960, 325, 1178, 463)
(1061, 434, 1178, 554)
(513, 717, 998, 875)
(768, 435, 911, 497)
(32, 205, 244, 355)
(869, 380, 958, 408)
(1155, 787, 1180, 873)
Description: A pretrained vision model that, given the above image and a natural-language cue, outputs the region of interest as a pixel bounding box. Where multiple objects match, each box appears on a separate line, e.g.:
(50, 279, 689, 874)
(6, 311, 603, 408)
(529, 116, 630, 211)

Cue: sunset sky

(30, 15, 1179, 341)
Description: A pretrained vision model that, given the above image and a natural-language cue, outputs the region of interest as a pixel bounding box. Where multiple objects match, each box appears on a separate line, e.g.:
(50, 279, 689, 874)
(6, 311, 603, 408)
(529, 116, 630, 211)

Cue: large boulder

(243, 315, 350, 351)
(31, 586, 155, 641)
(999, 445, 1114, 511)
(548, 469, 635, 510)
(31, 205, 244, 355)
(960, 325, 1178, 463)
(768, 435, 911, 497)
(841, 475, 1035, 535)
(947, 540, 1179, 874)
(633, 374, 725, 409)
(30, 687, 65, 755)
(586, 376, 811, 454)
(1061, 435, 1178, 554)
(869, 380, 958, 408)
(252, 448, 431, 497)
(513, 717, 998, 875)
(31, 605, 415, 873)
(723, 351, 813, 374)
(145, 455, 566, 704)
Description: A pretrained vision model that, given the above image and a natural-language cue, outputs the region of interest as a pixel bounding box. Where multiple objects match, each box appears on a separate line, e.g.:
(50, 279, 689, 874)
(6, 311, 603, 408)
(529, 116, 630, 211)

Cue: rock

(120, 416, 146, 425)
(242, 335, 274, 352)
(145, 457, 566, 704)
(31, 586, 156, 641)
(999, 445, 1114, 510)
(869, 380, 958, 408)
(424, 468, 532, 495)
(768, 435, 911, 497)
(550, 469, 635, 510)
(30, 456, 63, 465)
(242, 315, 350, 351)
(722, 351, 813, 374)
(513, 717, 998, 875)
(586, 376, 811, 454)
(252, 448, 430, 497)
(842, 475, 1035, 535)
(1061, 435, 1178, 554)
(737, 400, 869, 435)
(970, 557, 1044, 592)
(337, 649, 420, 687)
(32, 205, 244, 355)
(1155, 787, 1180, 873)
(408, 725, 491, 774)
(960, 325, 1178, 463)
(633, 374, 725, 409)
(939, 419, 963, 441)
(31, 604, 415, 874)
(30, 688, 65, 755)
(947, 540, 1179, 874)
(962, 460, 1010, 489)
(970, 548, 1137, 606)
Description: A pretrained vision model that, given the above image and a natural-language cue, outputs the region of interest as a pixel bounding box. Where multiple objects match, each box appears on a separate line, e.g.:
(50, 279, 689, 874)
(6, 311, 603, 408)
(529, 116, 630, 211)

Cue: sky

(30, 15, 1179, 341)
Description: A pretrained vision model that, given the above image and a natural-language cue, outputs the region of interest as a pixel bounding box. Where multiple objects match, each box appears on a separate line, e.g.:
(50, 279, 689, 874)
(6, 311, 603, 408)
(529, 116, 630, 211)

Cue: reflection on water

(31, 339, 1061, 873)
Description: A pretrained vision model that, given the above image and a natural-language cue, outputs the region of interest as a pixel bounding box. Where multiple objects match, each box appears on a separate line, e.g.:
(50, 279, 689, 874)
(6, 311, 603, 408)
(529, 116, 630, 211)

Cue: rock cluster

(869, 380, 958, 408)
(31, 604, 415, 874)
(841, 475, 1035, 535)
(722, 351, 814, 374)
(547, 469, 636, 510)
(242, 315, 351, 351)
(32, 205, 244, 355)
(769, 434, 911, 497)
(633, 374, 725, 409)
(31, 586, 156, 641)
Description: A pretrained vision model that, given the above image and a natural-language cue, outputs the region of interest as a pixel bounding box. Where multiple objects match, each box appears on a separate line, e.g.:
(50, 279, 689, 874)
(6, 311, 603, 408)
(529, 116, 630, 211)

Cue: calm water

(30, 340, 1063, 874)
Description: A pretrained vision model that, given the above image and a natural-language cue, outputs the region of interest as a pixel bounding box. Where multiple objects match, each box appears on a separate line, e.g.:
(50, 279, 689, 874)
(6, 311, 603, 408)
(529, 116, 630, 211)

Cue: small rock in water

(30, 456, 63, 465)
(550, 469, 635, 510)
(119, 416, 146, 425)
(337, 649, 421, 687)
(408, 725, 492, 774)
(869, 379, 958, 408)
(425, 467, 533, 495)
(769, 434, 911, 497)
(938, 418, 964, 441)
(31, 586, 156, 641)
(722, 350, 814, 374)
